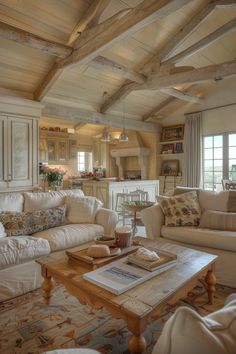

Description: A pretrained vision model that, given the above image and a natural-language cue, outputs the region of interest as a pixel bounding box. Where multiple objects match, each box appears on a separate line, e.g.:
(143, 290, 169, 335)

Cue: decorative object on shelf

(174, 142, 183, 153)
(161, 124, 184, 142)
(161, 143, 174, 154)
(41, 167, 66, 191)
(161, 160, 179, 176)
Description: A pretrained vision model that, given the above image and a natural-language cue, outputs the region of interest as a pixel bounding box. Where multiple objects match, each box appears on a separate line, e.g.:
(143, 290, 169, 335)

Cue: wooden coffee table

(37, 238, 217, 354)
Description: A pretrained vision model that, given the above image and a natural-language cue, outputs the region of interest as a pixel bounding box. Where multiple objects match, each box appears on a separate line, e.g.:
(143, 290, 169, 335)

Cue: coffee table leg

(205, 270, 216, 305)
(128, 334, 146, 354)
(41, 267, 53, 305)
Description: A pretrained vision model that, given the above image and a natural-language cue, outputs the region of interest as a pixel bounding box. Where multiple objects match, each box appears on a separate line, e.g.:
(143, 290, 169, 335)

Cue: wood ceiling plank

(142, 96, 176, 121)
(160, 88, 203, 103)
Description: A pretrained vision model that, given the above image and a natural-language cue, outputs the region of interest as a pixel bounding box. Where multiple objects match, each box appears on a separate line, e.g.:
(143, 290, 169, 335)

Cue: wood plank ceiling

(0, 0, 235, 132)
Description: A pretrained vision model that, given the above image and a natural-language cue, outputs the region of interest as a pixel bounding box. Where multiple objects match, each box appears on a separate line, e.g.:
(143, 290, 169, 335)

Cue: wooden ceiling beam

(90, 56, 146, 83)
(144, 60, 236, 90)
(67, 0, 111, 45)
(43, 103, 161, 133)
(74, 122, 87, 131)
(35, 0, 190, 101)
(100, 1, 213, 113)
(160, 88, 202, 103)
(142, 97, 176, 121)
(0, 21, 72, 58)
(164, 18, 236, 65)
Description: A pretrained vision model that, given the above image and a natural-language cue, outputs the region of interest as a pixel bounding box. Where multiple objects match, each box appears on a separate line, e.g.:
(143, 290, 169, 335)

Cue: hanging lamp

(119, 98, 129, 142)
(100, 91, 112, 142)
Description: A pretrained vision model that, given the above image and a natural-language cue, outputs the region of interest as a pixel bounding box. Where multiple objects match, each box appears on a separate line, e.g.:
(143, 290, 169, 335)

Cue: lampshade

(101, 127, 112, 142)
(119, 128, 129, 142)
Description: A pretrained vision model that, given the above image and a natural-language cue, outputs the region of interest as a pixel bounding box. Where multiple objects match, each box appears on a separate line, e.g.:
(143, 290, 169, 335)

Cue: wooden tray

(66, 245, 140, 270)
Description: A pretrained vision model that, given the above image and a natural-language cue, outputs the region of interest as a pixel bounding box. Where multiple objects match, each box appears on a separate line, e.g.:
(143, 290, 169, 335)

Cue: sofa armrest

(140, 204, 164, 240)
(95, 208, 118, 237)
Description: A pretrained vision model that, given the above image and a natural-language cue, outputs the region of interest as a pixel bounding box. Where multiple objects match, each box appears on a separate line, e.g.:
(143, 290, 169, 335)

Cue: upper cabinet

(39, 129, 77, 164)
(0, 96, 43, 192)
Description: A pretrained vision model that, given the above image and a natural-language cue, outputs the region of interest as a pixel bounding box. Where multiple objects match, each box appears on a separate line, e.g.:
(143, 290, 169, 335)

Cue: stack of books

(127, 248, 177, 271)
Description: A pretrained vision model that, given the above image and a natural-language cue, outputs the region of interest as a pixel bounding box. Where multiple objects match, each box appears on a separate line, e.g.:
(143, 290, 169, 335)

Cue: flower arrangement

(41, 167, 66, 189)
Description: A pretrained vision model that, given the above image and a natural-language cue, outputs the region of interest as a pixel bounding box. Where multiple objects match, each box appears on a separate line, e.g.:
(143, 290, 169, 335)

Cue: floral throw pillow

(157, 191, 201, 226)
(0, 205, 66, 236)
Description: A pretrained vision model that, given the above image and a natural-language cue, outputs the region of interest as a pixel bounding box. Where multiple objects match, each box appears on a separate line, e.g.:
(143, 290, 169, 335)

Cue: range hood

(110, 133, 150, 179)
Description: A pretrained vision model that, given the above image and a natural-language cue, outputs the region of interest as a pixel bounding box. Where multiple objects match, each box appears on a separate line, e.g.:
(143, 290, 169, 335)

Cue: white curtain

(184, 112, 202, 187)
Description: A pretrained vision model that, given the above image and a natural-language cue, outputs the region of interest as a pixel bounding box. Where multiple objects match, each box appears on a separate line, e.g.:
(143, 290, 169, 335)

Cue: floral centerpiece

(41, 167, 66, 190)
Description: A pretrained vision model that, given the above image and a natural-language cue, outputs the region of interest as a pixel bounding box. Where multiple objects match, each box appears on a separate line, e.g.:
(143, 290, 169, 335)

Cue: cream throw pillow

(66, 196, 103, 224)
(200, 210, 236, 231)
(157, 191, 201, 226)
(152, 295, 236, 354)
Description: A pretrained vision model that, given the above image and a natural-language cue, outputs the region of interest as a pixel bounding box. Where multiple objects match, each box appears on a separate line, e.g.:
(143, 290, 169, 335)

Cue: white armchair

(152, 294, 236, 354)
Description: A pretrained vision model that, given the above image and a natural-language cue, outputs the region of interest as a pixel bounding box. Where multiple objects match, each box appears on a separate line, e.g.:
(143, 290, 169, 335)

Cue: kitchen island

(81, 179, 159, 209)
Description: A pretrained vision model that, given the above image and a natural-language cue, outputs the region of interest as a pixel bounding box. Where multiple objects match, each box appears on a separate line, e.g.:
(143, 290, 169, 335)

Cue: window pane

(214, 135, 223, 147)
(204, 136, 213, 148)
(229, 160, 236, 170)
(214, 148, 222, 159)
(229, 134, 236, 146)
(204, 172, 213, 183)
(204, 183, 214, 191)
(204, 149, 213, 159)
(229, 147, 236, 159)
(214, 172, 223, 183)
(214, 160, 223, 171)
(215, 184, 222, 192)
(204, 160, 213, 171)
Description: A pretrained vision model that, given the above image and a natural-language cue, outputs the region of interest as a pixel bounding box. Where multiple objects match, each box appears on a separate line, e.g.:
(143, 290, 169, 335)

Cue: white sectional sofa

(141, 189, 236, 288)
(0, 189, 118, 301)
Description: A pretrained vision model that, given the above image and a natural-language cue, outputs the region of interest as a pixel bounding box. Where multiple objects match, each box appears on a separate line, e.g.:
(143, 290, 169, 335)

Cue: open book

(83, 256, 177, 295)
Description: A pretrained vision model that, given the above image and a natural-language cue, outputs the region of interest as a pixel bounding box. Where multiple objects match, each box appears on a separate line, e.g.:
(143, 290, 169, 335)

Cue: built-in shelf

(159, 140, 183, 145)
(159, 153, 184, 157)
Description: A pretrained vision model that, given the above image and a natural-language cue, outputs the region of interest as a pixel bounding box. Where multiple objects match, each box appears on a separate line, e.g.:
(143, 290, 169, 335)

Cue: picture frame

(161, 160, 179, 176)
(161, 143, 174, 154)
(174, 142, 183, 153)
(161, 124, 184, 142)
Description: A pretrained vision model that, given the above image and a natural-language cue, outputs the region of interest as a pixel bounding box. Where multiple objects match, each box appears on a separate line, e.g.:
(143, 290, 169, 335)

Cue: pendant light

(119, 98, 129, 142)
(100, 91, 112, 142)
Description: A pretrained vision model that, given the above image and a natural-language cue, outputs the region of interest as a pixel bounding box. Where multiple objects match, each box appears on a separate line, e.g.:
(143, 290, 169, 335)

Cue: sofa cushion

(200, 210, 236, 231)
(0, 205, 66, 236)
(157, 191, 201, 227)
(152, 294, 236, 354)
(161, 225, 236, 252)
(32, 224, 104, 251)
(0, 236, 50, 269)
(198, 190, 230, 212)
(23, 189, 84, 212)
(0, 193, 24, 212)
(0, 222, 6, 238)
(66, 196, 103, 224)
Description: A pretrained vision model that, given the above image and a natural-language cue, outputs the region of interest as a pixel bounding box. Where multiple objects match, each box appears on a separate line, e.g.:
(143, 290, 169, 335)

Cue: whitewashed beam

(161, 88, 202, 103)
(215, 0, 236, 8)
(35, 0, 190, 101)
(67, 0, 111, 45)
(91, 56, 146, 83)
(164, 18, 236, 65)
(144, 60, 236, 90)
(100, 1, 213, 113)
(142, 97, 176, 121)
(100, 81, 140, 113)
(43, 103, 161, 133)
(0, 22, 72, 58)
(60, 0, 191, 70)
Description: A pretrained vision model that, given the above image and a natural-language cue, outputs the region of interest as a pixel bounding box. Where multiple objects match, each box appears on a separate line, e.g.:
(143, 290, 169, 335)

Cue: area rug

(0, 283, 234, 354)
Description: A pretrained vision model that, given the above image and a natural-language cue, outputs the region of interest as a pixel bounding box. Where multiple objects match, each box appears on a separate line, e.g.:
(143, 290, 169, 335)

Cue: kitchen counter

(81, 179, 159, 209)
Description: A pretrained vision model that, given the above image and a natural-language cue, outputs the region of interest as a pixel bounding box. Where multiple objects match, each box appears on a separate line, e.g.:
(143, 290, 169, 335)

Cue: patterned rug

(0, 283, 235, 354)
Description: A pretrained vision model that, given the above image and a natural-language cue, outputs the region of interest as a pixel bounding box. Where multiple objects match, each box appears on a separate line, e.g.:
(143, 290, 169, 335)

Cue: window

(202, 132, 236, 191)
(77, 151, 92, 172)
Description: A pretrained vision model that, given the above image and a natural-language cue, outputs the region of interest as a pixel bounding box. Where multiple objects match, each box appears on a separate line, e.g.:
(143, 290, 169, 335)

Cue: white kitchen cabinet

(82, 179, 159, 209)
(0, 96, 42, 192)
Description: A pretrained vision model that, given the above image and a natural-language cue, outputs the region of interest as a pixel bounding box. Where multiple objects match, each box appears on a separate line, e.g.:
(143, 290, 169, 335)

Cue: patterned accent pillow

(0, 205, 66, 236)
(157, 191, 201, 226)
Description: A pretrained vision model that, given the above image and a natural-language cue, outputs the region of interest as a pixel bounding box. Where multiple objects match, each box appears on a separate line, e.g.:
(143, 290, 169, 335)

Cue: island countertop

(81, 179, 159, 209)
